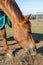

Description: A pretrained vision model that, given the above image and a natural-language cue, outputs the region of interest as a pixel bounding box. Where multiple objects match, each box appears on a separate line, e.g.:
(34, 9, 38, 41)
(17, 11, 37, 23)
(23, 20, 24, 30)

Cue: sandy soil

(0, 39, 43, 65)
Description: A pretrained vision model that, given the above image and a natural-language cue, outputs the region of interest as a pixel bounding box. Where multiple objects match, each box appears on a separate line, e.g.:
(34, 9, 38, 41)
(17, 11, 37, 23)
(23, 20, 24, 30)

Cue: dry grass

(0, 19, 43, 65)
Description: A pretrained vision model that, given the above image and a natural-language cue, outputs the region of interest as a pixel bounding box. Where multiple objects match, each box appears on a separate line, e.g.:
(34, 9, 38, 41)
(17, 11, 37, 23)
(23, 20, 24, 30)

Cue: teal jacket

(0, 10, 12, 29)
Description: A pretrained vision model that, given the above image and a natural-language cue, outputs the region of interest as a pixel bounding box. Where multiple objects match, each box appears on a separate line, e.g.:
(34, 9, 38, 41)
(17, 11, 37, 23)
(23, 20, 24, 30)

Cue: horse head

(14, 14, 37, 56)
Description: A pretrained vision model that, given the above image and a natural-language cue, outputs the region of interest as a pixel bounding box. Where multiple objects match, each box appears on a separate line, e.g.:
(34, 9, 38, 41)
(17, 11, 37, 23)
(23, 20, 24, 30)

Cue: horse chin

(25, 47, 37, 56)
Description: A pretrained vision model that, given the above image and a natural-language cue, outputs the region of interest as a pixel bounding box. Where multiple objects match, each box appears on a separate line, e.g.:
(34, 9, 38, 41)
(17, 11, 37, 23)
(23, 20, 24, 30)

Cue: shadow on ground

(6, 33, 43, 43)
(7, 36, 14, 41)
(32, 33, 43, 43)
(32, 33, 43, 55)
(37, 46, 43, 55)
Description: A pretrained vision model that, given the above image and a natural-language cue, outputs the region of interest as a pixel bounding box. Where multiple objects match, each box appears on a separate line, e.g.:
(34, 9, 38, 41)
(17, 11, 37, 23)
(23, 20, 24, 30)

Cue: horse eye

(25, 21, 29, 24)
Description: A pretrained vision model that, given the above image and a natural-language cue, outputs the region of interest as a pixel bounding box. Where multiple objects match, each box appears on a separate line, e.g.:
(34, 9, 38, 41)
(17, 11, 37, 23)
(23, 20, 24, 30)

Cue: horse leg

(1, 26, 13, 57)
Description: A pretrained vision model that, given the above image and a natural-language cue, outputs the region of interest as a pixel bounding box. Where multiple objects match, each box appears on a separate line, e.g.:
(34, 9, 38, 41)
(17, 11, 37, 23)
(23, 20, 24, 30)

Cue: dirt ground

(0, 20, 43, 65)
(0, 37, 43, 65)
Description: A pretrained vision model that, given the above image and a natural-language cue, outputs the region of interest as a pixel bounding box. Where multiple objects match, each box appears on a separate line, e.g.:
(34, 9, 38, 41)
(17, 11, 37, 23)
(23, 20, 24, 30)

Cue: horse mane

(0, 0, 24, 22)
(8, 0, 24, 21)
(8, 0, 24, 20)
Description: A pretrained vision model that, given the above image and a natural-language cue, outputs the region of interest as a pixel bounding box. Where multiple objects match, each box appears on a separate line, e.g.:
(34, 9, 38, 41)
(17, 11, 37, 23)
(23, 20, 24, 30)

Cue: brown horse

(0, 0, 37, 57)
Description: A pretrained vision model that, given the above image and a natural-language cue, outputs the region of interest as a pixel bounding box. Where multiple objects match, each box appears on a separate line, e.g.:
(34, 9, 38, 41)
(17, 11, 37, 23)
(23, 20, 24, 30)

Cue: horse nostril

(32, 48, 37, 55)
(26, 47, 37, 56)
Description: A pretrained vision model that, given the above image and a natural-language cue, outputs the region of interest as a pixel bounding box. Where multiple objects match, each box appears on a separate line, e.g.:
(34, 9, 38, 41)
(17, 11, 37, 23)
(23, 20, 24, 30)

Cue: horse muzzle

(26, 47, 37, 56)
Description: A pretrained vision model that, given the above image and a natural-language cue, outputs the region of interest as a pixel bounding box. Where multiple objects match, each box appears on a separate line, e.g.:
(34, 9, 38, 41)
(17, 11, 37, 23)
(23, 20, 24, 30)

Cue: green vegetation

(31, 26, 43, 34)
(30, 19, 43, 33)
(0, 20, 43, 41)
(0, 25, 14, 41)
(6, 25, 14, 37)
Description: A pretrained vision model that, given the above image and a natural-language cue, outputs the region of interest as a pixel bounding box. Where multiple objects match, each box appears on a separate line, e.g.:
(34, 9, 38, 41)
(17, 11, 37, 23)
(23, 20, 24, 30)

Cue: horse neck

(0, 0, 24, 25)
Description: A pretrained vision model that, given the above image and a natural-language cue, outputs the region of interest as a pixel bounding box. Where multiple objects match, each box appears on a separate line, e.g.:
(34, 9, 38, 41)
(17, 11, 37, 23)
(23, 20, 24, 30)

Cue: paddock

(0, 20, 43, 65)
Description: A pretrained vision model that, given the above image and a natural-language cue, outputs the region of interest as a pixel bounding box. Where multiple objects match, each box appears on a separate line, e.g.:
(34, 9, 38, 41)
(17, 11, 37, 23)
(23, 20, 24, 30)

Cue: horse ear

(20, 14, 31, 25)
(25, 14, 31, 20)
